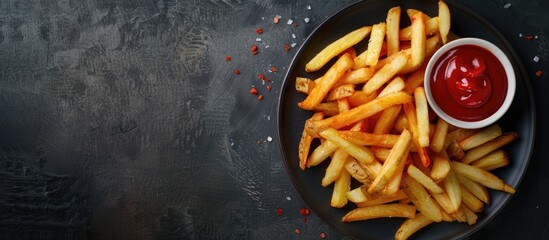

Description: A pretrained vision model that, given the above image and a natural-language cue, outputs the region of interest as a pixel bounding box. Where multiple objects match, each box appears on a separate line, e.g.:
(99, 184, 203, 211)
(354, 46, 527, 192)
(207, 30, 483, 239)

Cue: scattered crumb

(287, 19, 293, 25)
(504, 3, 511, 8)
(533, 56, 540, 62)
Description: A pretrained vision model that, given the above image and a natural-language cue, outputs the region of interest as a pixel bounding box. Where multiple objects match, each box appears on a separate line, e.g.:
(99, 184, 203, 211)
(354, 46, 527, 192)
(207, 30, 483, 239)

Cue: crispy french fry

(306, 92, 412, 136)
(458, 124, 502, 151)
(430, 118, 449, 153)
(337, 98, 350, 113)
(410, 12, 426, 69)
(406, 9, 432, 20)
(438, 0, 451, 44)
(368, 130, 411, 193)
(471, 150, 510, 171)
(452, 161, 516, 193)
(374, 105, 402, 134)
(399, 17, 439, 41)
(379, 77, 406, 98)
(443, 169, 461, 212)
(306, 26, 372, 72)
(313, 102, 339, 116)
(384, 152, 409, 195)
(403, 102, 431, 167)
(408, 165, 444, 194)
(342, 204, 416, 222)
(461, 132, 518, 164)
(372, 147, 391, 162)
(331, 168, 351, 208)
(296, 77, 316, 94)
(444, 128, 478, 149)
(460, 184, 484, 212)
(430, 155, 451, 182)
(320, 128, 376, 164)
(393, 113, 408, 134)
(414, 87, 430, 147)
(354, 23, 386, 69)
(339, 131, 399, 148)
(362, 52, 408, 95)
(403, 174, 443, 222)
(322, 119, 360, 187)
(456, 172, 490, 204)
(425, 34, 442, 56)
(431, 191, 458, 214)
(386, 7, 401, 56)
(299, 53, 354, 110)
(307, 140, 338, 167)
(337, 67, 375, 85)
(462, 205, 478, 225)
(348, 91, 377, 108)
(403, 63, 426, 94)
(448, 206, 467, 222)
(299, 112, 324, 170)
(395, 213, 434, 240)
(327, 84, 355, 101)
(344, 157, 375, 184)
(357, 189, 408, 207)
(346, 187, 368, 203)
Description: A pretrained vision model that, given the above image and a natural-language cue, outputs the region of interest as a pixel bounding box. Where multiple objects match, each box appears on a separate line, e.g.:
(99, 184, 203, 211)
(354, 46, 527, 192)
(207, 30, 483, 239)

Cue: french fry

(299, 112, 324, 170)
(403, 102, 431, 167)
(322, 119, 360, 187)
(346, 187, 368, 203)
(368, 129, 411, 193)
(456, 172, 490, 204)
(337, 67, 375, 85)
(393, 113, 408, 134)
(372, 147, 391, 162)
(448, 206, 467, 223)
(339, 131, 399, 148)
(403, 63, 426, 94)
(344, 157, 375, 185)
(337, 98, 350, 113)
(374, 105, 402, 134)
(331, 168, 351, 208)
(342, 204, 416, 222)
(362, 52, 408, 95)
(452, 161, 516, 193)
(406, 9, 432, 20)
(431, 191, 458, 214)
(306, 26, 372, 72)
(313, 102, 339, 116)
(386, 7, 401, 56)
(462, 205, 478, 225)
(399, 17, 439, 41)
(296, 77, 316, 94)
(354, 23, 386, 70)
(410, 12, 426, 69)
(444, 128, 478, 149)
(327, 84, 355, 101)
(461, 132, 518, 164)
(443, 169, 462, 212)
(383, 152, 409, 195)
(395, 213, 434, 240)
(403, 174, 443, 222)
(438, 0, 451, 44)
(306, 92, 412, 136)
(306, 140, 338, 167)
(430, 155, 451, 182)
(299, 53, 354, 110)
(348, 91, 378, 107)
(414, 87, 430, 147)
(471, 150, 510, 171)
(458, 124, 502, 151)
(430, 118, 449, 153)
(460, 184, 484, 212)
(407, 164, 444, 194)
(320, 128, 376, 164)
(379, 77, 406, 97)
(357, 189, 408, 207)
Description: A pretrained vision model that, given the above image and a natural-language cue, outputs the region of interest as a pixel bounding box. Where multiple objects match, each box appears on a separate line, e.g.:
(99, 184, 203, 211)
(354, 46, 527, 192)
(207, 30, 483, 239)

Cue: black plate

(276, 0, 535, 239)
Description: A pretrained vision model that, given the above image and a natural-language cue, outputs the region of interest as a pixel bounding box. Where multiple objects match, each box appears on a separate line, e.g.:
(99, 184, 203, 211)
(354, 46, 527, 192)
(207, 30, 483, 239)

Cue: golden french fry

(403, 174, 443, 222)
(403, 101, 431, 167)
(458, 124, 502, 151)
(331, 168, 351, 208)
(460, 184, 484, 212)
(346, 187, 368, 203)
(414, 87, 430, 147)
(452, 161, 516, 193)
(431, 191, 458, 214)
(374, 105, 402, 134)
(357, 189, 408, 207)
(299, 112, 324, 170)
(339, 131, 399, 148)
(337, 67, 375, 85)
(393, 113, 408, 134)
(461, 132, 518, 164)
(306, 26, 372, 72)
(462, 205, 478, 225)
(322, 119, 361, 187)
(296, 77, 316, 94)
(383, 152, 409, 195)
(443, 169, 462, 212)
(448, 206, 467, 222)
(379, 77, 406, 97)
(347, 91, 377, 108)
(447, 141, 465, 159)
(362, 52, 408, 95)
(342, 204, 416, 222)
(425, 34, 442, 56)
(408, 164, 444, 194)
(399, 17, 439, 41)
(354, 23, 387, 69)
(306, 92, 413, 136)
(306, 140, 338, 167)
(327, 84, 355, 101)
(410, 12, 426, 69)
(444, 128, 478, 149)
(386, 7, 401, 56)
(368, 129, 411, 193)
(471, 150, 510, 171)
(438, 0, 451, 44)
(406, 9, 432, 20)
(337, 98, 350, 113)
(299, 53, 354, 110)
(344, 157, 375, 184)
(456, 172, 490, 204)
(430, 118, 449, 153)
(372, 147, 391, 162)
(403, 64, 426, 94)
(320, 128, 376, 164)
(430, 155, 451, 182)
(395, 213, 434, 240)
(313, 102, 339, 116)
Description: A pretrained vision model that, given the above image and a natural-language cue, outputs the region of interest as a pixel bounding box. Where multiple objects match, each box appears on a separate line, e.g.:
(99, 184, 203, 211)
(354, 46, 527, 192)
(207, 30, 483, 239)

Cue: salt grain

(533, 56, 540, 62)
(256, 38, 262, 42)
(304, 17, 310, 23)
(291, 43, 297, 48)
(286, 197, 292, 201)
(267, 136, 273, 142)
(519, 33, 523, 37)
(504, 3, 511, 9)
(292, 33, 296, 39)
(307, 5, 312, 10)
(287, 19, 293, 25)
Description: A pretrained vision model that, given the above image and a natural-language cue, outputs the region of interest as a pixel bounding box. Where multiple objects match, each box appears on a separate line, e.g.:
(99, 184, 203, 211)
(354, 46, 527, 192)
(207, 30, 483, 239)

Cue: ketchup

(430, 45, 507, 121)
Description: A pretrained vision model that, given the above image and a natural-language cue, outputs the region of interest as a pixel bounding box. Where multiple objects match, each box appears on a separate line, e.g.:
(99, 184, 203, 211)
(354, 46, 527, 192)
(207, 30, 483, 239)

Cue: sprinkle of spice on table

(257, 95, 263, 101)
(320, 232, 326, 239)
(299, 207, 311, 216)
(249, 87, 258, 95)
(536, 70, 543, 77)
(235, 69, 240, 74)
(525, 35, 533, 40)
(294, 228, 301, 235)
(225, 55, 231, 61)
(267, 85, 272, 91)
(270, 66, 278, 73)
(293, 22, 299, 27)
(251, 44, 259, 55)
(277, 207, 283, 216)
(258, 74, 266, 81)
(284, 44, 291, 51)
(256, 28, 263, 34)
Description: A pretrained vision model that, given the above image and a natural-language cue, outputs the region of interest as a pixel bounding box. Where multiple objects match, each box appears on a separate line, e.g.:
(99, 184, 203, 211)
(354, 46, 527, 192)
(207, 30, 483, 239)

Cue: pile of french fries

(296, 2, 518, 239)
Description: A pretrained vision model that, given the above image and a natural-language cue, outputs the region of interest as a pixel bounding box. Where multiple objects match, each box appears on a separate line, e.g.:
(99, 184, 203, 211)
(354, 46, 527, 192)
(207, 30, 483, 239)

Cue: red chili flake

(525, 35, 533, 40)
(303, 217, 307, 223)
(277, 207, 283, 216)
(274, 17, 280, 23)
(294, 228, 301, 235)
(251, 45, 259, 55)
(257, 95, 263, 101)
(536, 70, 543, 77)
(267, 85, 272, 91)
(249, 87, 258, 95)
(299, 207, 311, 216)
(225, 55, 231, 61)
(293, 22, 299, 27)
(270, 66, 278, 73)
(257, 139, 262, 144)
(256, 28, 263, 34)
(258, 74, 266, 80)
(283, 44, 291, 51)
(320, 232, 326, 239)
(235, 69, 240, 75)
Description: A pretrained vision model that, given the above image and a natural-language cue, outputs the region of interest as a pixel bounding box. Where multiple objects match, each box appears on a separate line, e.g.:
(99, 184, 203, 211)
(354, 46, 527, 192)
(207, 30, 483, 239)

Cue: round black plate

(276, 0, 535, 239)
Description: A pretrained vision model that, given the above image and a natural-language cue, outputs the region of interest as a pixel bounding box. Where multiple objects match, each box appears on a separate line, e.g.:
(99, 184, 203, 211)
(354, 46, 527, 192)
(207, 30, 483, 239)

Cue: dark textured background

(0, 0, 547, 239)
